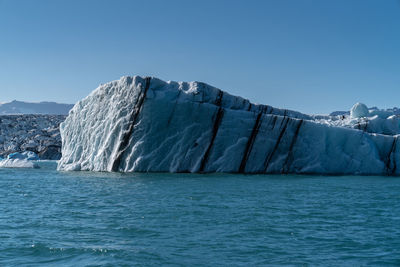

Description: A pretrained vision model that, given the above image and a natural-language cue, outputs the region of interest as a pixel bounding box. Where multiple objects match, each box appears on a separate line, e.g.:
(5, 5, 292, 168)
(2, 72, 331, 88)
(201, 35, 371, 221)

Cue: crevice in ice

(199, 91, 224, 172)
(110, 77, 151, 171)
(214, 90, 224, 106)
(386, 137, 397, 175)
(278, 115, 289, 130)
(282, 119, 304, 173)
(270, 116, 278, 130)
(263, 116, 290, 172)
(238, 111, 264, 173)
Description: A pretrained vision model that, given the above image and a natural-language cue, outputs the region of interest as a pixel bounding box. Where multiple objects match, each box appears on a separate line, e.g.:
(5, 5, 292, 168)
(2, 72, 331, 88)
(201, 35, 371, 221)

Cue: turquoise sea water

(0, 162, 400, 266)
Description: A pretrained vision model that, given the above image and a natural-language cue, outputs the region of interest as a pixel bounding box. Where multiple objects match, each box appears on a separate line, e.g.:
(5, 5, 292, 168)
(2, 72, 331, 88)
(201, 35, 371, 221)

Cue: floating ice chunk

(0, 159, 39, 168)
(7, 151, 39, 161)
(57, 75, 400, 175)
(350, 103, 369, 118)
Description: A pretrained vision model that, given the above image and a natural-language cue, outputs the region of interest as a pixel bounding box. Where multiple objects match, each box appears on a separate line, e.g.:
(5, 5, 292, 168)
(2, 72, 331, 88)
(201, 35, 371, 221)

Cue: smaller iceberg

(7, 151, 40, 161)
(0, 159, 39, 168)
(0, 151, 40, 168)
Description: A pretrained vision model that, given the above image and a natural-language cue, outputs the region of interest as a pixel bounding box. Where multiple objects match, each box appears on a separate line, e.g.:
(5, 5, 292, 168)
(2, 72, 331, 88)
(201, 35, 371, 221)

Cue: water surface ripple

(0, 162, 399, 266)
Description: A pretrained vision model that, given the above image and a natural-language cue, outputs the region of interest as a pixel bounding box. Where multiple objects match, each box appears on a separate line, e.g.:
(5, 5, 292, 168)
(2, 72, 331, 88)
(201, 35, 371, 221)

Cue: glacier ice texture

(0, 159, 39, 168)
(0, 115, 64, 160)
(58, 76, 400, 175)
(7, 151, 39, 161)
(350, 103, 369, 118)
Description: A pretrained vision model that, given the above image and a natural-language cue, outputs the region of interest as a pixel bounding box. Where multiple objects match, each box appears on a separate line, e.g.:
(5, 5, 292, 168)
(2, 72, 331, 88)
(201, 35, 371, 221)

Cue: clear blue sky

(1, 0, 399, 114)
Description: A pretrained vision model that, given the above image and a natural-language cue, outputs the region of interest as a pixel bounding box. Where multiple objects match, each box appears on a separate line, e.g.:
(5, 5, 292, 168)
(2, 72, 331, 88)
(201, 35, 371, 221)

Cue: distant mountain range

(0, 100, 74, 115)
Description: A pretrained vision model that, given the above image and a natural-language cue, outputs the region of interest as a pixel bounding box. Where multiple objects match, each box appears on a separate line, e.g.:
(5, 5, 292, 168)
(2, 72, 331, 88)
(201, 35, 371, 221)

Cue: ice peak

(350, 102, 369, 118)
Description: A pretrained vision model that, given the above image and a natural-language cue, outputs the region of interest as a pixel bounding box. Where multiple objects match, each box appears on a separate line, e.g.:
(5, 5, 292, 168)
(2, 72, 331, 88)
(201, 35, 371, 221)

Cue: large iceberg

(58, 76, 400, 175)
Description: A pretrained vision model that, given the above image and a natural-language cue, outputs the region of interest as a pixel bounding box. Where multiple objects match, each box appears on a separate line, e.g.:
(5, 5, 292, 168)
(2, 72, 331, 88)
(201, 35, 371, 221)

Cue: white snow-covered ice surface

(58, 76, 400, 175)
(0, 159, 39, 168)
